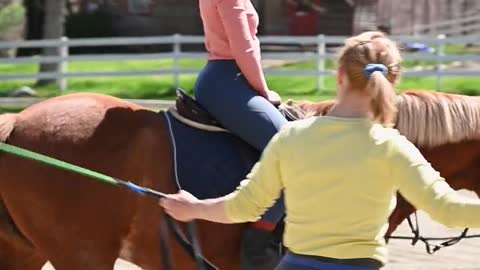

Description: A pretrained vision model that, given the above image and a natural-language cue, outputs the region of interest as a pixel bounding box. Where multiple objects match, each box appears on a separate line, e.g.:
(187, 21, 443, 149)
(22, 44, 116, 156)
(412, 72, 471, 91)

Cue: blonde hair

(337, 31, 402, 126)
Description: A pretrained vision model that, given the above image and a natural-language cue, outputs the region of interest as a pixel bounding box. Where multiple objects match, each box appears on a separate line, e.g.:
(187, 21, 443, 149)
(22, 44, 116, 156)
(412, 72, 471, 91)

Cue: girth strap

(164, 216, 218, 270)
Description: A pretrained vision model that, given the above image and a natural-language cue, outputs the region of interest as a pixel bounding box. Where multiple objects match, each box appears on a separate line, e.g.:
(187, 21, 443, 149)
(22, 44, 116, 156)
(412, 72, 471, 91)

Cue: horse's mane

(286, 91, 480, 148)
(396, 91, 480, 148)
(0, 113, 16, 143)
(283, 99, 335, 118)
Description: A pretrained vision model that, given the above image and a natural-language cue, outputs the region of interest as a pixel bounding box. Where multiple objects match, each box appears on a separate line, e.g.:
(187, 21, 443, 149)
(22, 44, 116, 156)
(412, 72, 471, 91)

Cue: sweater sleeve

(224, 131, 284, 222)
(217, 0, 269, 96)
(391, 135, 480, 228)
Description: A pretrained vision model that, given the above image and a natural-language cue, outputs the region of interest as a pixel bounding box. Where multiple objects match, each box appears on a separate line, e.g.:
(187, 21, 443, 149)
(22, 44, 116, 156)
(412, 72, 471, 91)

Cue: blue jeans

(275, 254, 381, 270)
(194, 60, 288, 225)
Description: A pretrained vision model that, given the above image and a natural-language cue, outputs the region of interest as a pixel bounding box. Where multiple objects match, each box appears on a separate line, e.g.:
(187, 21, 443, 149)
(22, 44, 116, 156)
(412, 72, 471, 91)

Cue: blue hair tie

(364, 64, 388, 78)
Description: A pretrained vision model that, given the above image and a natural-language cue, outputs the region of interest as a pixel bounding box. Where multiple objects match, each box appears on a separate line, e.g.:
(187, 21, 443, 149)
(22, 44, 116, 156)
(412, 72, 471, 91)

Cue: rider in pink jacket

(195, 0, 289, 269)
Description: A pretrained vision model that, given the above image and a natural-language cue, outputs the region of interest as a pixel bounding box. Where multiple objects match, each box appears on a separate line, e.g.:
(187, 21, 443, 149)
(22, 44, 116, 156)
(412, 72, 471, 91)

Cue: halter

(386, 211, 480, 254)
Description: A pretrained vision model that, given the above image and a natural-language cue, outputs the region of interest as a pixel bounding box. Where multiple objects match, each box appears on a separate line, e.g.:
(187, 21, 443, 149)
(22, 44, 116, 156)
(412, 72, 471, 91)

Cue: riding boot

(240, 225, 282, 270)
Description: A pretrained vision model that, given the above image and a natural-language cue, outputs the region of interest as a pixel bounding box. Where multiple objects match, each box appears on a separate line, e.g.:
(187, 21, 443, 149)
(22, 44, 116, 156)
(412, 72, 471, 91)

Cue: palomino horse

(290, 91, 480, 236)
(0, 91, 479, 269)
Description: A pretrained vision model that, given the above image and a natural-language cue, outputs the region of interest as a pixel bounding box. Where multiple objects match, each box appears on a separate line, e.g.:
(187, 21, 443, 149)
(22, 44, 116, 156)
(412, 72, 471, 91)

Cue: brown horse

(0, 91, 479, 269)
(0, 93, 243, 270)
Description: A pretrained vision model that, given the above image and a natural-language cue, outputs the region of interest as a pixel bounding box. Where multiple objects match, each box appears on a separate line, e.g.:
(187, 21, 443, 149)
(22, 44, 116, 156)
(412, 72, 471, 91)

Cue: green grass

(0, 106, 22, 113)
(1, 58, 479, 105)
(444, 44, 478, 55)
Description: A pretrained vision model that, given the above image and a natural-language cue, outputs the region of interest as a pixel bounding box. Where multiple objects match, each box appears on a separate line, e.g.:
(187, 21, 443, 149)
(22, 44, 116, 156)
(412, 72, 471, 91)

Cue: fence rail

(1, 34, 479, 92)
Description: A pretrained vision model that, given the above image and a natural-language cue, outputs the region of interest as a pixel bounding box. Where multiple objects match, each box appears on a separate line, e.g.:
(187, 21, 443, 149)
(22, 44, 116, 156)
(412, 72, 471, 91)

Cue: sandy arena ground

(42, 192, 480, 270)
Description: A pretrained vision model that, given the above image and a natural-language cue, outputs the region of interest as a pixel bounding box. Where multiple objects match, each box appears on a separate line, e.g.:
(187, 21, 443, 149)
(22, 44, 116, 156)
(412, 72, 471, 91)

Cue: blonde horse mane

(287, 91, 480, 148)
(0, 113, 16, 143)
(396, 91, 480, 148)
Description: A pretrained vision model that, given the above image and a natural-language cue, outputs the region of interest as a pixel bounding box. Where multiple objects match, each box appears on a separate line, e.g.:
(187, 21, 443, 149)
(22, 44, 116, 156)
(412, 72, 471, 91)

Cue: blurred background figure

(287, 0, 326, 36)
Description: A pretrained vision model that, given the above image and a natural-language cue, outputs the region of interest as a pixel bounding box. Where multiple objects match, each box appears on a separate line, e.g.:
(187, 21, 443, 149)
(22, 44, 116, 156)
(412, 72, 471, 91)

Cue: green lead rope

(0, 142, 166, 198)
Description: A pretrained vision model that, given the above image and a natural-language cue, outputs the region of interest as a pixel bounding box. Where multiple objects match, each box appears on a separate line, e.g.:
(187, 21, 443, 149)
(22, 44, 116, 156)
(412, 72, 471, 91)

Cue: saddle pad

(165, 111, 260, 199)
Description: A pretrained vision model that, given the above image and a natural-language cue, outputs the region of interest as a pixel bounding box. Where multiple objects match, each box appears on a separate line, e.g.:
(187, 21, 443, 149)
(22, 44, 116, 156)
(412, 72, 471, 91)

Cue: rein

(386, 211, 480, 254)
(0, 142, 214, 270)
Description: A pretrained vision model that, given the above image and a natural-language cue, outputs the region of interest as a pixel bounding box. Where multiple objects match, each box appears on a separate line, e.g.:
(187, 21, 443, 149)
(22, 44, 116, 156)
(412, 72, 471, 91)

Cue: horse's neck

(293, 100, 337, 117)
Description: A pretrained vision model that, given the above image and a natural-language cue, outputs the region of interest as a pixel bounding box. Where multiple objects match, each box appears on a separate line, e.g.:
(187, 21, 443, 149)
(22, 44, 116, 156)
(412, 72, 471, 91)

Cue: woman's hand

(267, 90, 282, 106)
(159, 190, 201, 222)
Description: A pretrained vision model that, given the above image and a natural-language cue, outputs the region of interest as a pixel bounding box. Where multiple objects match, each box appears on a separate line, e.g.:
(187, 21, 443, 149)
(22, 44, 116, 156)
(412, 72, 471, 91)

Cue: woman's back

(239, 114, 480, 264)
(274, 117, 399, 263)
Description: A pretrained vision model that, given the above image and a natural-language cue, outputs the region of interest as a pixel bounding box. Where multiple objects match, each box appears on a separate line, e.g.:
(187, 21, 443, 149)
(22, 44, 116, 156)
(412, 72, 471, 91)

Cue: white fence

(0, 34, 480, 92)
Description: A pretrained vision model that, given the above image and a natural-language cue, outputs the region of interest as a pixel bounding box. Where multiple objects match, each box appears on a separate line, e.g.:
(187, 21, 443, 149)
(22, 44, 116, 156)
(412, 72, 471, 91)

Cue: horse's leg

(386, 193, 415, 237)
(0, 158, 45, 269)
(0, 114, 43, 269)
(0, 144, 139, 269)
(0, 167, 128, 270)
(197, 221, 245, 269)
(0, 236, 45, 270)
(47, 254, 116, 270)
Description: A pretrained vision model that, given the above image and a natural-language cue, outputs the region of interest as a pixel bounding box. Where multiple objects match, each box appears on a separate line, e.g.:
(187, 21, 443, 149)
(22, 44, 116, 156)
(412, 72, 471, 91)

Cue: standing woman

(194, 0, 288, 269)
(161, 31, 480, 270)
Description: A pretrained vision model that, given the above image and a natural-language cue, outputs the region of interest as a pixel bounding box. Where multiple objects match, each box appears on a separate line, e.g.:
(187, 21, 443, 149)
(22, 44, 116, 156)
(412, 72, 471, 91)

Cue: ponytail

(338, 31, 402, 126)
(367, 71, 397, 126)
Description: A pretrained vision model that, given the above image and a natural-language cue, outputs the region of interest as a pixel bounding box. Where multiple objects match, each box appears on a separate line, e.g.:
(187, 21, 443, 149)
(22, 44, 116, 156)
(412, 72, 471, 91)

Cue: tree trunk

(36, 0, 65, 86)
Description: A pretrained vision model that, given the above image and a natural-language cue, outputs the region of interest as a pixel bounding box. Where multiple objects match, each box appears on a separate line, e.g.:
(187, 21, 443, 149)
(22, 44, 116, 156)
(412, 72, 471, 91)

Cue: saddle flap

(165, 110, 259, 200)
(175, 88, 222, 127)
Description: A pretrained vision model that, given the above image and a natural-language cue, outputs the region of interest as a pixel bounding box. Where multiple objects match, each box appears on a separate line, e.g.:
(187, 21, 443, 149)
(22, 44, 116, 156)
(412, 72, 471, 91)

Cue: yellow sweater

(224, 116, 480, 265)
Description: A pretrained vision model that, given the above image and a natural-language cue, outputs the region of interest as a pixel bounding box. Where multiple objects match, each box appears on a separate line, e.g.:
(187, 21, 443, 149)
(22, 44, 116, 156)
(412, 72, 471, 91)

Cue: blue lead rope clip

(125, 181, 147, 195)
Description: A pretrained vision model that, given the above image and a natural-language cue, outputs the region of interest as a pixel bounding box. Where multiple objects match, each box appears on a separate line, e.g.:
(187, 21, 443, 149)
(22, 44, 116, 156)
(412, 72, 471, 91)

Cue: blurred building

(73, 0, 376, 36)
(377, 0, 480, 36)
(24, 0, 480, 38)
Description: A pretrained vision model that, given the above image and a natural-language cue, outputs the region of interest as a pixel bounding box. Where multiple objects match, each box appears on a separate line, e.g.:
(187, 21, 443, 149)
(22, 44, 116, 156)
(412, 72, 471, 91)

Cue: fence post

(435, 34, 446, 92)
(58, 36, 69, 91)
(413, 24, 419, 36)
(317, 34, 326, 93)
(173, 34, 181, 89)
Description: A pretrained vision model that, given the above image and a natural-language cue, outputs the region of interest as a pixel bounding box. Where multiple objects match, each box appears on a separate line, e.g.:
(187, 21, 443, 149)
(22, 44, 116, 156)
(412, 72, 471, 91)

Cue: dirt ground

(42, 191, 480, 270)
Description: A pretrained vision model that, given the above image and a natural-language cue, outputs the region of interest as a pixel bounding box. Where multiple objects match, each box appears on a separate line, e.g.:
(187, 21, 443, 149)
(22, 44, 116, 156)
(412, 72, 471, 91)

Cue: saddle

(172, 88, 306, 131)
(174, 88, 222, 128)
(163, 88, 310, 201)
